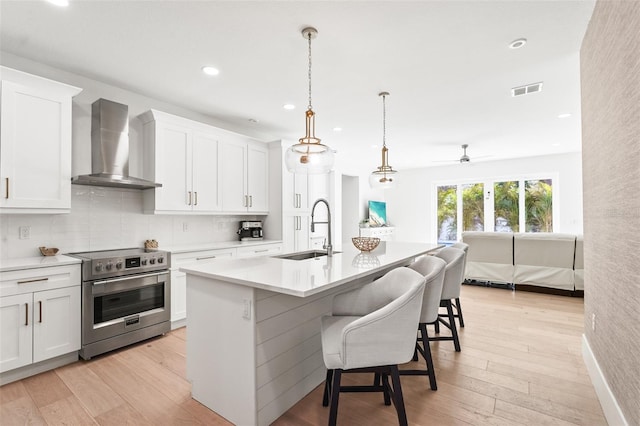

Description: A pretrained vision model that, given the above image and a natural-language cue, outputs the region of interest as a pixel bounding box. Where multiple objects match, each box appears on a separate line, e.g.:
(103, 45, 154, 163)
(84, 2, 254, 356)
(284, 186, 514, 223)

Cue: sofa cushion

(462, 231, 514, 284)
(513, 233, 576, 290)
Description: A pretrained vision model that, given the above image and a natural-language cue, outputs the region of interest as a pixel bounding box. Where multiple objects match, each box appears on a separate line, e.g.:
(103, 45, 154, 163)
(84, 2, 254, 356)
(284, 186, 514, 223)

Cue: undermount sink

(274, 250, 341, 261)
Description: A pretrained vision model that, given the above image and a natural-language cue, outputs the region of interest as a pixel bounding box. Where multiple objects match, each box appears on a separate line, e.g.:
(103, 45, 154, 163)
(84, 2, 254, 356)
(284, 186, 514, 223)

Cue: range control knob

(150, 258, 156, 265)
(105, 262, 113, 271)
(141, 259, 148, 265)
(158, 257, 164, 264)
(95, 263, 104, 272)
(116, 261, 123, 270)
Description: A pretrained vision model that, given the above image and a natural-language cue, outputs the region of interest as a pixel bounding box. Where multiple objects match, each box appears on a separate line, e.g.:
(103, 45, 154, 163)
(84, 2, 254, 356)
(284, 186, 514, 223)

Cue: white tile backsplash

(0, 186, 260, 259)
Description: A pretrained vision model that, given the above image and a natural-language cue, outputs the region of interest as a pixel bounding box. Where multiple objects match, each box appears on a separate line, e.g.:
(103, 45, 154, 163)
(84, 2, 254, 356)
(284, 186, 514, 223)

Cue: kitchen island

(181, 241, 441, 426)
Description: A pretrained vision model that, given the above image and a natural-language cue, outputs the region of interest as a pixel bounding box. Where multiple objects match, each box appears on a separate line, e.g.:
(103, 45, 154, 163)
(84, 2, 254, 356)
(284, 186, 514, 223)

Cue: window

(525, 179, 553, 232)
(437, 185, 457, 243)
(462, 183, 484, 232)
(494, 181, 519, 232)
(435, 176, 555, 242)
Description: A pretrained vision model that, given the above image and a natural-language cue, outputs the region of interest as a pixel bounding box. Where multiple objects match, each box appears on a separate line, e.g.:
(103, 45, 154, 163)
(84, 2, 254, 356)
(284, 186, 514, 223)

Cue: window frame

(432, 172, 559, 243)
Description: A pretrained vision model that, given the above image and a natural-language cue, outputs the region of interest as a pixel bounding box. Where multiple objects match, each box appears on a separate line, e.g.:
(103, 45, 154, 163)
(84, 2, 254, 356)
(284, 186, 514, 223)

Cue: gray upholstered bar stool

(320, 267, 426, 426)
(450, 242, 469, 327)
(400, 255, 447, 390)
(432, 247, 466, 352)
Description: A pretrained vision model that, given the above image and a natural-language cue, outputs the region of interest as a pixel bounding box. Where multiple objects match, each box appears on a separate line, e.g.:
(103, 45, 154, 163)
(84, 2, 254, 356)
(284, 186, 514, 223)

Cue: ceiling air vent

(511, 82, 543, 97)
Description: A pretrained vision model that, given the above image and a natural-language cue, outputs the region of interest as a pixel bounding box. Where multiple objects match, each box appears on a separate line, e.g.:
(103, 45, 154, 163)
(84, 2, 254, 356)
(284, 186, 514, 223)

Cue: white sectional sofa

(461, 232, 514, 285)
(460, 231, 584, 292)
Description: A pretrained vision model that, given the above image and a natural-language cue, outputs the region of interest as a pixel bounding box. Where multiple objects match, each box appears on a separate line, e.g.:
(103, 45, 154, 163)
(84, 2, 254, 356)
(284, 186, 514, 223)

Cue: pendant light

(285, 27, 334, 174)
(369, 91, 398, 188)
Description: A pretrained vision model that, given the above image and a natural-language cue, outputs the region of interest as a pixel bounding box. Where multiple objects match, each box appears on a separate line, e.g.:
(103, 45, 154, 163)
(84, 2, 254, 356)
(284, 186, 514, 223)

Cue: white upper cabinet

(0, 67, 82, 214)
(220, 138, 269, 214)
(284, 172, 309, 212)
(139, 110, 221, 214)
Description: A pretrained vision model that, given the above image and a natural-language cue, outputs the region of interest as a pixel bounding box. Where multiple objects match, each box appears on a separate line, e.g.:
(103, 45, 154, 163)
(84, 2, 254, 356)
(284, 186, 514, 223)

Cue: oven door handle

(92, 271, 169, 286)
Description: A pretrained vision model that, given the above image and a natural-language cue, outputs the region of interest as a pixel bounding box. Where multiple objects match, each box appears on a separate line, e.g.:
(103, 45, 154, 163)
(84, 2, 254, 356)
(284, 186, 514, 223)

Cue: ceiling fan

(432, 144, 490, 164)
(459, 144, 471, 163)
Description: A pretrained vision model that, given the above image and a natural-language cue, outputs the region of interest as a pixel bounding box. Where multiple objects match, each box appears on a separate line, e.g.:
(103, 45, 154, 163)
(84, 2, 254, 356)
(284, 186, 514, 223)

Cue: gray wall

(581, 1, 640, 424)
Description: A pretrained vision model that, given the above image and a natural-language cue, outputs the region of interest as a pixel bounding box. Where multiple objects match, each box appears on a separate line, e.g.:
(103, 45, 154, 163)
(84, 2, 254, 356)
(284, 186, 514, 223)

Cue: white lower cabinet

(170, 243, 282, 326)
(236, 243, 282, 258)
(171, 248, 235, 325)
(0, 293, 32, 372)
(0, 265, 81, 375)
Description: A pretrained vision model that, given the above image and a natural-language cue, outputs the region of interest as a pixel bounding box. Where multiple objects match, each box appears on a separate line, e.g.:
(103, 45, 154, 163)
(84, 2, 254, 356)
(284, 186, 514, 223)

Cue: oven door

(82, 271, 171, 345)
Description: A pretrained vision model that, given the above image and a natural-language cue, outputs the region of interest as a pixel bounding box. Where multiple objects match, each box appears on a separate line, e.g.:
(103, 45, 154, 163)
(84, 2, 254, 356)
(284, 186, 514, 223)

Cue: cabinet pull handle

(293, 193, 297, 208)
(4, 177, 8, 199)
(249, 195, 253, 207)
(17, 277, 48, 285)
(25, 303, 29, 326)
(188, 191, 192, 206)
(244, 195, 247, 207)
(255, 249, 268, 253)
(196, 255, 217, 260)
(297, 193, 301, 208)
(194, 192, 198, 206)
(39, 301, 42, 323)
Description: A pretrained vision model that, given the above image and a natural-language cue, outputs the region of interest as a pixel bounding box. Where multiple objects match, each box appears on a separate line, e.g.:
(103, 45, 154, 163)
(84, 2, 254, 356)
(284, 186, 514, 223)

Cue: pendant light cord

(382, 93, 386, 148)
(307, 31, 313, 111)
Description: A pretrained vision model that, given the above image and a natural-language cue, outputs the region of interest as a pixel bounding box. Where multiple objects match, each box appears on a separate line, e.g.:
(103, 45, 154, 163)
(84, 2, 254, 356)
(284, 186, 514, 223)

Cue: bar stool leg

(455, 297, 465, 327)
(328, 369, 342, 426)
(446, 300, 461, 352)
(419, 323, 438, 390)
(323, 369, 333, 407)
(389, 365, 408, 426)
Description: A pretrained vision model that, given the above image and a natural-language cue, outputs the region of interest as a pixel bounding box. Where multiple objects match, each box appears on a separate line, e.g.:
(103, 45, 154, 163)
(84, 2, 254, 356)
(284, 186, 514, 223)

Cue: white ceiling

(0, 0, 595, 175)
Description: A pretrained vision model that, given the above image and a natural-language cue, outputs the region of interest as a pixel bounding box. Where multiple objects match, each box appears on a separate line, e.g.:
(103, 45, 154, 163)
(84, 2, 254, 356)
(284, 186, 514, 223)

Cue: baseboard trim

(171, 318, 186, 330)
(0, 352, 78, 386)
(582, 334, 629, 426)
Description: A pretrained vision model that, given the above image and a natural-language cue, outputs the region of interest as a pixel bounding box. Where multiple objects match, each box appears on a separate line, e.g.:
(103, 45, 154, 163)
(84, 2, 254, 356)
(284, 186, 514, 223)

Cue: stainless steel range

(68, 248, 171, 360)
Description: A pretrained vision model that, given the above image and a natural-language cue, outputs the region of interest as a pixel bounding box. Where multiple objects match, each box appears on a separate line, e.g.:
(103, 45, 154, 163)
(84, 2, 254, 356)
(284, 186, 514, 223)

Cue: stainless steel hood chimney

(72, 99, 161, 189)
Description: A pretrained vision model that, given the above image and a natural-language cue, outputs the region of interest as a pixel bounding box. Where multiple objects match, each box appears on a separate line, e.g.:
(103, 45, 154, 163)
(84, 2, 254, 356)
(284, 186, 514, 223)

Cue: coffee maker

(237, 221, 263, 241)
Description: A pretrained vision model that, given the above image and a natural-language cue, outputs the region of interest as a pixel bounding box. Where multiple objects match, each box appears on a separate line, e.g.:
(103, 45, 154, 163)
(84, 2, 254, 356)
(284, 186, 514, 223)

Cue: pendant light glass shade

(285, 109, 334, 174)
(285, 27, 334, 174)
(370, 92, 398, 189)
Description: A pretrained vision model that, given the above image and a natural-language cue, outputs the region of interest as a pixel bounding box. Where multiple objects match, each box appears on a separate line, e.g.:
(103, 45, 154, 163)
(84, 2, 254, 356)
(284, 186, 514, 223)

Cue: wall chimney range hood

(72, 99, 161, 190)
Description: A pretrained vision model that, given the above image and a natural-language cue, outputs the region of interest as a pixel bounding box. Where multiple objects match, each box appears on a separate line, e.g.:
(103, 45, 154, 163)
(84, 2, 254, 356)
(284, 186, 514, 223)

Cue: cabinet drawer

(172, 248, 236, 271)
(236, 244, 282, 258)
(0, 265, 80, 297)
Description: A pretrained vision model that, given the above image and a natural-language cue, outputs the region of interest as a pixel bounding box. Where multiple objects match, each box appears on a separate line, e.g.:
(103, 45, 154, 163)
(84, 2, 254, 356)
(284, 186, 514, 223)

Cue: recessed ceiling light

(509, 38, 527, 49)
(201, 66, 219, 76)
(333, 127, 342, 132)
(47, 0, 69, 6)
(558, 113, 572, 118)
(283, 104, 295, 110)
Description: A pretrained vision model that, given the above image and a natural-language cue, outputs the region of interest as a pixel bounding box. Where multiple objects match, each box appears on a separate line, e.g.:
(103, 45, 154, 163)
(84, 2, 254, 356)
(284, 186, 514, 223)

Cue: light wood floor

(0, 285, 607, 425)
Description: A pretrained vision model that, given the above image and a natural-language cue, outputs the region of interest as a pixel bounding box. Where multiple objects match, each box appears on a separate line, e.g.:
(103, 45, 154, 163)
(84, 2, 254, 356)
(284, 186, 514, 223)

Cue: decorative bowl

(39, 247, 59, 256)
(352, 237, 380, 252)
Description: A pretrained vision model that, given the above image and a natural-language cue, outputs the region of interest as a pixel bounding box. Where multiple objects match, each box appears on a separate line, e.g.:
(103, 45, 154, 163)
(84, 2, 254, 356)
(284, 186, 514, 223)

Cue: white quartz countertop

(180, 241, 442, 297)
(164, 239, 282, 254)
(0, 255, 81, 273)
